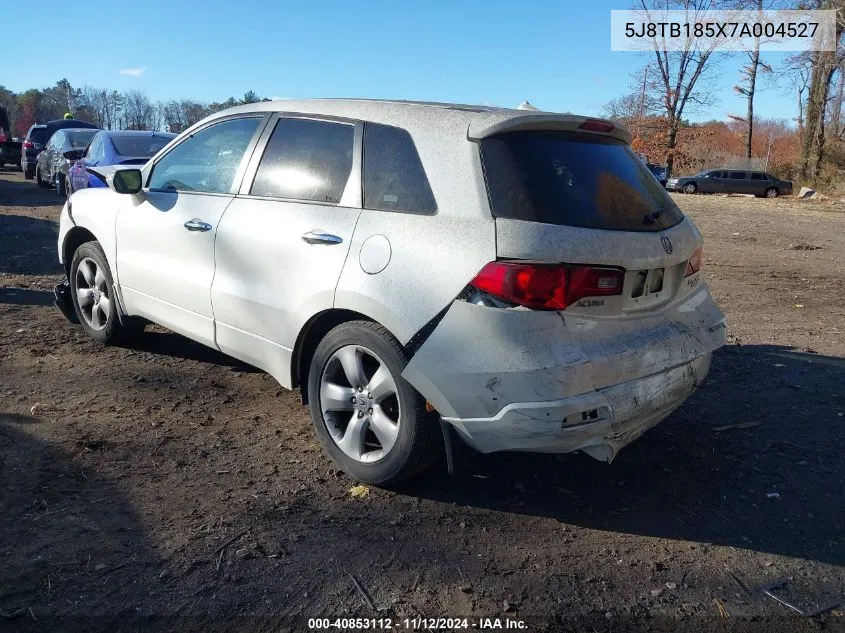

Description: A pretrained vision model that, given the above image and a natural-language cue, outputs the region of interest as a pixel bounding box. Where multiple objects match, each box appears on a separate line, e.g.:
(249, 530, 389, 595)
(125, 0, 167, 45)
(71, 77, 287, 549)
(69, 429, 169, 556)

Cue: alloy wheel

(74, 257, 111, 331)
(319, 345, 401, 463)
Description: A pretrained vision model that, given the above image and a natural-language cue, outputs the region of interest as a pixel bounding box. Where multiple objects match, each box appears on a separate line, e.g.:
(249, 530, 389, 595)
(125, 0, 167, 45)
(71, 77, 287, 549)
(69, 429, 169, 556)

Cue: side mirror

(112, 169, 143, 195)
(63, 149, 84, 161)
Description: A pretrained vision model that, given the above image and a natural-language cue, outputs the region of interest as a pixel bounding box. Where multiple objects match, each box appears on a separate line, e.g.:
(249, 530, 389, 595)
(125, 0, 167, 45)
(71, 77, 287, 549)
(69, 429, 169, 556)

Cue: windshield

(481, 130, 684, 231)
(111, 134, 175, 157)
(66, 130, 98, 149)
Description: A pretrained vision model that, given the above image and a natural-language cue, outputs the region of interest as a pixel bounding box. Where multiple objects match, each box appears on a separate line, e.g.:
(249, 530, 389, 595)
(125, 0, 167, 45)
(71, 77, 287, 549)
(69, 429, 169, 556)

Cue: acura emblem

(661, 236, 673, 254)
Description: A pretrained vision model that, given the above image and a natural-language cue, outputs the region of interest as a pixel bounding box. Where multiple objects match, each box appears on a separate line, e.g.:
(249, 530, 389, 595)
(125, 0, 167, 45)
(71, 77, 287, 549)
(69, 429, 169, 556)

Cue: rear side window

(29, 127, 47, 144)
(250, 118, 354, 204)
(363, 123, 437, 214)
(481, 130, 683, 231)
(729, 171, 747, 179)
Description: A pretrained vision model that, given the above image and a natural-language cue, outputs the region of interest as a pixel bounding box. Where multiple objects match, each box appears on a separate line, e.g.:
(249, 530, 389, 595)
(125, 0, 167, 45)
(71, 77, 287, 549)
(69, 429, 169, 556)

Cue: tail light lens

(23, 141, 34, 149)
(685, 247, 702, 277)
(470, 262, 624, 311)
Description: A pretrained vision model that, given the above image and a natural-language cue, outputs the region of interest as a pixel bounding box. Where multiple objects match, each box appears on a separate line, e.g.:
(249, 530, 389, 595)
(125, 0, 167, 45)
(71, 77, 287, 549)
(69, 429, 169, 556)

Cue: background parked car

(35, 128, 100, 195)
(68, 130, 176, 195)
(647, 163, 668, 187)
(666, 169, 793, 197)
(21, 124, 47, 179)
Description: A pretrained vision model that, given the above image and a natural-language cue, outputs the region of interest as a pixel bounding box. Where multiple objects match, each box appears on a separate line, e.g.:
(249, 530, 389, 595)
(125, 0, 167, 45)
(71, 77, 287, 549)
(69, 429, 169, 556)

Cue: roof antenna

(517, 101, 540, 111)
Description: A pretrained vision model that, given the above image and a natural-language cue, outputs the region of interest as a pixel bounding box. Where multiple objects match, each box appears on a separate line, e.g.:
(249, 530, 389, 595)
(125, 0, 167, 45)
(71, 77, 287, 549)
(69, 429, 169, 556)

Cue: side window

(250, 117, 355, 203)
(49, 132, 63, 149)
(729, 171, 747, 179)
(363, 123, 437, 214)
(148, 117, 262, 194)
(85, 136, 102, 160)
(750, 173, 764, 181)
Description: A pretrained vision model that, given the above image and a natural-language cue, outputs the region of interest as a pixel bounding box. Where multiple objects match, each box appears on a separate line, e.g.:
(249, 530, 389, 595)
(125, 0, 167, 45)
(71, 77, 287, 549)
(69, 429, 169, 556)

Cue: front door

(115, 115, 267, 347)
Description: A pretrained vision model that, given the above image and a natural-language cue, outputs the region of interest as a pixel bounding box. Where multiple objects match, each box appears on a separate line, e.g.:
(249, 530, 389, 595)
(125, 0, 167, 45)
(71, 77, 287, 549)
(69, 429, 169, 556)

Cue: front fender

(58, 188, 123, 282)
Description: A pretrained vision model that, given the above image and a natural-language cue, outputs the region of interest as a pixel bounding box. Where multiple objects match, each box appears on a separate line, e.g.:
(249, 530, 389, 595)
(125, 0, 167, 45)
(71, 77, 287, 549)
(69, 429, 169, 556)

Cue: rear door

(211, 115, 362, 387)
(726, 171, 748, 194)
(115, 115, 267, 347)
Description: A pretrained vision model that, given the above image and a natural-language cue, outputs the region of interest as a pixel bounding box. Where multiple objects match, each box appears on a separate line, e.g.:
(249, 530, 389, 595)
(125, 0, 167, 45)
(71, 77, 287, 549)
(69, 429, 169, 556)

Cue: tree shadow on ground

(402, 344, 845, 567)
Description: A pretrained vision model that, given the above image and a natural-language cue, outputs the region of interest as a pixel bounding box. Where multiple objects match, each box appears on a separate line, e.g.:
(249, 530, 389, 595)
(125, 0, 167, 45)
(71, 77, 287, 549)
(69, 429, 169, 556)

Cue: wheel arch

(61, 226, 98, 277)
(293, 308, 399, 402)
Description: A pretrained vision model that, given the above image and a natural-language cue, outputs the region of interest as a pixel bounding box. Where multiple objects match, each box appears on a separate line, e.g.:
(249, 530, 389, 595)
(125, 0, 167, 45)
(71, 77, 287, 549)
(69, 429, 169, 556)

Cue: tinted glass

(363, 123, 437, 214)
(148, 117, 261, 193)
(481, 130, 683, 231)
(84, 136, 102, 159)
(729, 171, 747, 179)
(250, 118, 354, 203)
(750, 173, 764, 180)
(48, 132, 63, 149)
(110, 134, 175, 157)
(66, 130, 97, 148)
(29, 127, 47, 144)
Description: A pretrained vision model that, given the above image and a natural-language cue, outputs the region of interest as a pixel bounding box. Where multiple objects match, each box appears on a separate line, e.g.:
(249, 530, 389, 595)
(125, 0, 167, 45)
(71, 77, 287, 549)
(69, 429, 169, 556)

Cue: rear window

(481, 130, 683, 231)
(110, 135, 174, 157)
(363, 123, 437, 215)
(66, 130, 97, 148)
(29, 127, 47, 144)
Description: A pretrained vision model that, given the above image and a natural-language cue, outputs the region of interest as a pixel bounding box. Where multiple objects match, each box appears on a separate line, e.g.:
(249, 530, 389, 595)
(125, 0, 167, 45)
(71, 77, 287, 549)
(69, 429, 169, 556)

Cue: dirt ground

(1, 169, 844, 633)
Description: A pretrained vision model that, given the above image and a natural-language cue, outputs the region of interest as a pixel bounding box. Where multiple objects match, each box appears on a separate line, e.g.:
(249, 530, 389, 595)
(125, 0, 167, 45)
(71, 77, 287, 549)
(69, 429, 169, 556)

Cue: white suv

(55, 99, 726, 484)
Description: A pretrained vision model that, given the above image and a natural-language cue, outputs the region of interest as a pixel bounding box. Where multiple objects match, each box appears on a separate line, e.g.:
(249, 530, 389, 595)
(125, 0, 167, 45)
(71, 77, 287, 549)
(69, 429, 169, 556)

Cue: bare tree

(122, 90, 154, 130)
(799, 0, 845, 181)
(636, 0, 722, 176)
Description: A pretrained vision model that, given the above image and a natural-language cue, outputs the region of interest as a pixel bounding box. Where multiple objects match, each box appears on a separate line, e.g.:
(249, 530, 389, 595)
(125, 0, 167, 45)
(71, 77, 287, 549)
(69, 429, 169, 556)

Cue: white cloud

(119, 67, 146, 77)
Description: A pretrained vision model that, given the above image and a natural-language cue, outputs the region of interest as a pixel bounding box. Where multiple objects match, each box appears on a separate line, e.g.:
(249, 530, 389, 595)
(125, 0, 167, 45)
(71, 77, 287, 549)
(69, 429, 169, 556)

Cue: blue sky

(5, 0, 796, 124)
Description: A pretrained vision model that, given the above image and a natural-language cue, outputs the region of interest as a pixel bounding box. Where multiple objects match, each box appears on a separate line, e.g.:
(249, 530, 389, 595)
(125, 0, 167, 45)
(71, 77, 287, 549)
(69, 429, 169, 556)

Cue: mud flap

(54, 279, 79, 324)
(439, 417, 476, 476)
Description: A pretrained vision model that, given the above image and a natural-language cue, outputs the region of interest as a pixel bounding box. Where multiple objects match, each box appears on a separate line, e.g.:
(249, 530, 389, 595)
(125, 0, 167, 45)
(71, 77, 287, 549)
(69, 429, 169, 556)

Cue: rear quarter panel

(334, 121, 496, 344)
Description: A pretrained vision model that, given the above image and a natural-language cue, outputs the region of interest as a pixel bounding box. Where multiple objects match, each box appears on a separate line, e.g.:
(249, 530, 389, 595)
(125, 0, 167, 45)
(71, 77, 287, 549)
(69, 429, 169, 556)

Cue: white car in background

(54, 99, 726, 484)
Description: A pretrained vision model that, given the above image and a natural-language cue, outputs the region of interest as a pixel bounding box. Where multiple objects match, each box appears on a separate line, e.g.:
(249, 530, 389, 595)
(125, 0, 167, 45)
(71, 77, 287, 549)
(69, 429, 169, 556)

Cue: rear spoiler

(468, 114, 632, 145)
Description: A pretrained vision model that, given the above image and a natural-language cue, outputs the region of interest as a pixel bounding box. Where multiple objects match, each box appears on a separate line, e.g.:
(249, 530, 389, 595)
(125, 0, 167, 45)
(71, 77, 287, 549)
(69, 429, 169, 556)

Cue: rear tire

(56, 174, 66, 197)
(765, 187, 778, 198)
(24, 166, 34, 180)
(307, 321, 442, 485)
(69, 241, 144, 345)
(683, 182, 697, 194)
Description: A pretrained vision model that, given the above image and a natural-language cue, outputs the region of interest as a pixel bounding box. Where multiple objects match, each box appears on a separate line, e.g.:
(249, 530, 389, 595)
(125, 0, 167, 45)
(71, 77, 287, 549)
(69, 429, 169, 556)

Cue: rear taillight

(578, 118, 615, 134)
(23, 141, 33, 149)
(469, 262, 624, 311)
(685, 247, 702, 277)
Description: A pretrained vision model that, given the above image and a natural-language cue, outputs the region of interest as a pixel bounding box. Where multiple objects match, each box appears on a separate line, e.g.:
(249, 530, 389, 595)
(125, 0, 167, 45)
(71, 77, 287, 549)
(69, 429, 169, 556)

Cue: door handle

(301, 230, 343, 245)
(184, 219, 213, 232)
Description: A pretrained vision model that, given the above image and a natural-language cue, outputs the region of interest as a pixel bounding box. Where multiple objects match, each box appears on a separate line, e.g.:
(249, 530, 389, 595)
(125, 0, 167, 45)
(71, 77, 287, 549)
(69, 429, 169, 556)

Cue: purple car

(67, 130, 176, 196)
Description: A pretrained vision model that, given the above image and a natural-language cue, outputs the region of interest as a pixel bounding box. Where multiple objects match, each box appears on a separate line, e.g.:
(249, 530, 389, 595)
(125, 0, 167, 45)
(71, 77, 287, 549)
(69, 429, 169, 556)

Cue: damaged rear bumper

(401, 284, 726, 461)
(444, 353, 710, 460)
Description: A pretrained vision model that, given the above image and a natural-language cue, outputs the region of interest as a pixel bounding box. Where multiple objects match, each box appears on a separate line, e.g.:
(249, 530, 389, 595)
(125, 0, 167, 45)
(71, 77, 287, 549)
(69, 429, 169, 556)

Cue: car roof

(203, 98, 633, 144)
(104, 130, 176, 138)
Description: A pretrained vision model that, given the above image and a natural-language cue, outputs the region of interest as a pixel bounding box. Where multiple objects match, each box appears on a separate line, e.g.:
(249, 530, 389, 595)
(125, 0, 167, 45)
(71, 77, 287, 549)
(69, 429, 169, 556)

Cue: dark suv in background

(667, 169, 793, 197)
(21, 124, 47, 179)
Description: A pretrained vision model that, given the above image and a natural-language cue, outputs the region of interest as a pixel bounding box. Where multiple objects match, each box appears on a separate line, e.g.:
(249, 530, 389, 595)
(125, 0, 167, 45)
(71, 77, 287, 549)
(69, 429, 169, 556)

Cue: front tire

(35, 165, 50, 188)
(683, 182, 697, 194)
(307, 321, 441, 485)
(69, 241, 144, 344)
(56, 174, 66, 197)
